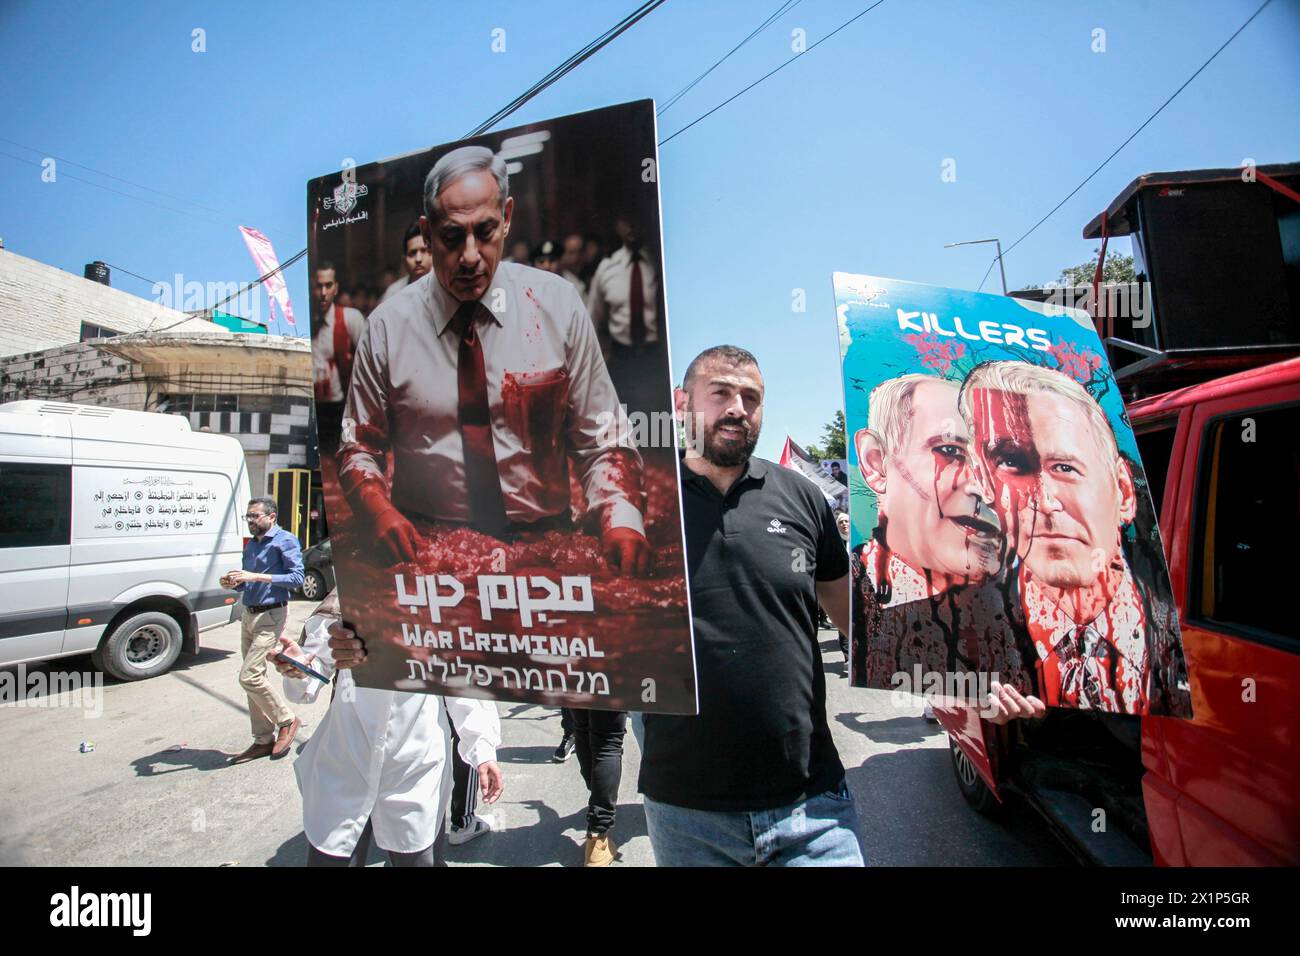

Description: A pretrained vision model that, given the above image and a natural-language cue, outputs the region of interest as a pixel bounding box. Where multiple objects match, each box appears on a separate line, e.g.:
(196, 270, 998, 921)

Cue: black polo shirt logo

(766, 518, 788, 534)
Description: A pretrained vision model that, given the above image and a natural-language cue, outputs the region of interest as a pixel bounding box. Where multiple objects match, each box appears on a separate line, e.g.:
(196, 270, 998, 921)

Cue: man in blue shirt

(222, 496, 305, 764)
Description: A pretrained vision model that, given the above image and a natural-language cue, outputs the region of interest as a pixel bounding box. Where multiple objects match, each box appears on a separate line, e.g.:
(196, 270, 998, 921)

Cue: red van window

(1194, 405, 1300, 645)
(1134, 423, 1177, 520)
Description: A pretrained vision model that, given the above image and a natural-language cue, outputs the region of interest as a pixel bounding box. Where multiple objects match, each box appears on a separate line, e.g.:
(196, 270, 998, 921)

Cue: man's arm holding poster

(563, 286, 653, 576)
(338, 314, 423, 562)
(983, 683, 1046, 725)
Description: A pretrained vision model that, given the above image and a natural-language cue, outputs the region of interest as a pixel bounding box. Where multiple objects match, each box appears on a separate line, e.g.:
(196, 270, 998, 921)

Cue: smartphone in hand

(275, 651, 330, 684)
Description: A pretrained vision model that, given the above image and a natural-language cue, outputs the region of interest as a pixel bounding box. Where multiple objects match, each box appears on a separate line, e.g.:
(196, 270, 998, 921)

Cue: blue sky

(2, 0, 1297, 460)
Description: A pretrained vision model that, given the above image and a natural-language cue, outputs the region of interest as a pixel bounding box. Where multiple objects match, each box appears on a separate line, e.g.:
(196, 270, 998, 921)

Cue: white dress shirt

(311, 305, 366, 402)
(340, 263, 645, 534)
(586, 246, 660, 347)
(379, 274, 409, 304)
(561, 269, 586, 297)
(286, 611, 501, 855)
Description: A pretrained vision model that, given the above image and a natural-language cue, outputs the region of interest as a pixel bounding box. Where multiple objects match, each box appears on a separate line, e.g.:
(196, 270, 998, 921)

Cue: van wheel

(94, 612, 184, 681)
(300, 569, 328, 601)
(950, 735, 1002, 817)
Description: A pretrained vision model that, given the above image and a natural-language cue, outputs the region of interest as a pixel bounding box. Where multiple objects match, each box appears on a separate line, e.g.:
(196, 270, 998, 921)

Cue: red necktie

(629, 256, 647, 346)
(453, 302, 509, 537)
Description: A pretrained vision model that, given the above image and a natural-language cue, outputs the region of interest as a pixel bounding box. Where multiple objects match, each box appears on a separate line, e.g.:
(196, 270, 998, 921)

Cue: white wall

(0, 248, 217, 359)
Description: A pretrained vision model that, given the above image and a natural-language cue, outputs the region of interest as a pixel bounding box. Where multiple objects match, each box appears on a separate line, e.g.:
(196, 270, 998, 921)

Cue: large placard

(307, 101, 696, 713)
(836, 274, 1191, 717)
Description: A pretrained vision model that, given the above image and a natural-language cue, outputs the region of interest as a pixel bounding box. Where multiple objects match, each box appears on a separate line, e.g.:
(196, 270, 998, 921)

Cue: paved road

(0, 602, 1072, 867)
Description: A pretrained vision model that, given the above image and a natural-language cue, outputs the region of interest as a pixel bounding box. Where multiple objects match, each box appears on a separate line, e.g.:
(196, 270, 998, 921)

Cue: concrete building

(0, 248, 313, 497)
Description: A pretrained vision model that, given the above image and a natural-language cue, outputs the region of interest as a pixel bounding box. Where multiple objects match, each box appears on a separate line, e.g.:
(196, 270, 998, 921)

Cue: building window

(157, 394, 193, 415)
(156, 392, 291, 419)
(79, 322, 122, 341)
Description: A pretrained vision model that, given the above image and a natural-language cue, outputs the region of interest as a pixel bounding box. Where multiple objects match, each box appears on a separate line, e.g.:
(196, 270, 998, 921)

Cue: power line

(465, 0, 669, 138)
(0, 135, 293, 233)
(0, 139, 297, 239)
(0, 150, 255, 235)
(209, 248, 308, 313)
(659, 0, 888, 147)
(193, 1, 670, 329)
(142, 247, 310, 337)
(975, 255, 999, 294)
(48, 2, 669, 336)
(102, 262, 161, 289)
(1001, 0, 1274, 260)
(658, 0, 801, 116)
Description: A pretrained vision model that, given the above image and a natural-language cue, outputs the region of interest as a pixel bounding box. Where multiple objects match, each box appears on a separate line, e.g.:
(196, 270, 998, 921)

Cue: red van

(938, 164, 1300, 866)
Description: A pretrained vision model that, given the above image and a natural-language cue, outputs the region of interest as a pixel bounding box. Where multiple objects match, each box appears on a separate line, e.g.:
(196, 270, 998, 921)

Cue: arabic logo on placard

(325, 181, 369, 214)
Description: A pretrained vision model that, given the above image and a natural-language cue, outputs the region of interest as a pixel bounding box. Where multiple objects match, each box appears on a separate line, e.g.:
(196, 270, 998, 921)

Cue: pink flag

(239, 226, 296, 328)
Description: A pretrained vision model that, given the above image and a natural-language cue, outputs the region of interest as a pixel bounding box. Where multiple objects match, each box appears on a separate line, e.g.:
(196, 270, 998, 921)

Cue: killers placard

(306, 100, 696, 713)
(835, 273, 1191, 717)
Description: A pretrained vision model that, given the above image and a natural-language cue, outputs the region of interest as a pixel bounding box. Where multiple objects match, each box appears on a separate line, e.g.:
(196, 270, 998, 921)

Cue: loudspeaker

(1138, 179, 1297, 351)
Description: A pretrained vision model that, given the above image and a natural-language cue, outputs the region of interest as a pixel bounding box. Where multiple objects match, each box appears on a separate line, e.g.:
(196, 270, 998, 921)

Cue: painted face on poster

(836, 272, 1191, 718)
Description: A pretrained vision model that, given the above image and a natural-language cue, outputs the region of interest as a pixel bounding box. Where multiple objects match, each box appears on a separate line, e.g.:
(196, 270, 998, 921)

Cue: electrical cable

(0, 150, 254, 234)
(142, 247, 310, 337)
(0, 141, 297, 238)
(659, 0, 887, 147)
(1000, 0, 1274, 261)
(133, 0, 670, 331)
(657, 0, 800, 116)
(0, 136, 281, 224)
(465, 0, 669, 138)
(101, 262, 161, 289)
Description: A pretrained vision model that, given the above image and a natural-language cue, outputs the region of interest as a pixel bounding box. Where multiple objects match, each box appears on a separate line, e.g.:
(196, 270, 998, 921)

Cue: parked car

(299, 537, 335, 601)
(0, 400, 250, 681)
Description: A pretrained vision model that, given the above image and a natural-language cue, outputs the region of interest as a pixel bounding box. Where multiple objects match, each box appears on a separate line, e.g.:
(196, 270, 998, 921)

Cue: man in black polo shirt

(638, 346, 864, 866)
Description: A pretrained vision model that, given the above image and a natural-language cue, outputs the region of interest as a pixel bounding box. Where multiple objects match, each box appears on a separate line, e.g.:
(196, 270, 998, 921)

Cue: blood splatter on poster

(835, 273, 1191, 717)
(306, 101, 696, 713)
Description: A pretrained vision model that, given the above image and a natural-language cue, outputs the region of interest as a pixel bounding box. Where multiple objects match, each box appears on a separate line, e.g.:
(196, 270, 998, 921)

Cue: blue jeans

(629, 711, 645, 753)
(643, 781, 866, 867)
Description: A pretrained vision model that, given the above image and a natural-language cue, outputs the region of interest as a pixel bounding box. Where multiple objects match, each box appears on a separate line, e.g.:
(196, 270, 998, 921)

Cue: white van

(0, 401, 251, 680)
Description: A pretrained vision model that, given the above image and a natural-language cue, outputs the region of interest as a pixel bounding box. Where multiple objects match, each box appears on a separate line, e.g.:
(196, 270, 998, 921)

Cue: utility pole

(944, 238, 1007, 295)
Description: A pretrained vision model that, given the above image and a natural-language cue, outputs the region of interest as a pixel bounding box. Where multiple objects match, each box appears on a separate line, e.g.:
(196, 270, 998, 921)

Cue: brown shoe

(271, 717, 301, 758)
(228, 742, 274, 764)
(584, 832, 617, 867)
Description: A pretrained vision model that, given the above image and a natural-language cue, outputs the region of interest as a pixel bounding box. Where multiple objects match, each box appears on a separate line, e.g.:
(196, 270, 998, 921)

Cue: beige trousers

(239, 606, 295, 744)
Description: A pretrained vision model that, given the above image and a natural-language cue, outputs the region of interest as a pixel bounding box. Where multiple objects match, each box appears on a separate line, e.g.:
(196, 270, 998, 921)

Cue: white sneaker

(448, 814, 495, 846)
(923, 702, 938, 721)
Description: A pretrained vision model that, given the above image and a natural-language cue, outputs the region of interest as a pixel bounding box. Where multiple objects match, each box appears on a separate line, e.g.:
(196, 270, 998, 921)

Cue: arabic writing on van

(78, 470, 229, 537)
